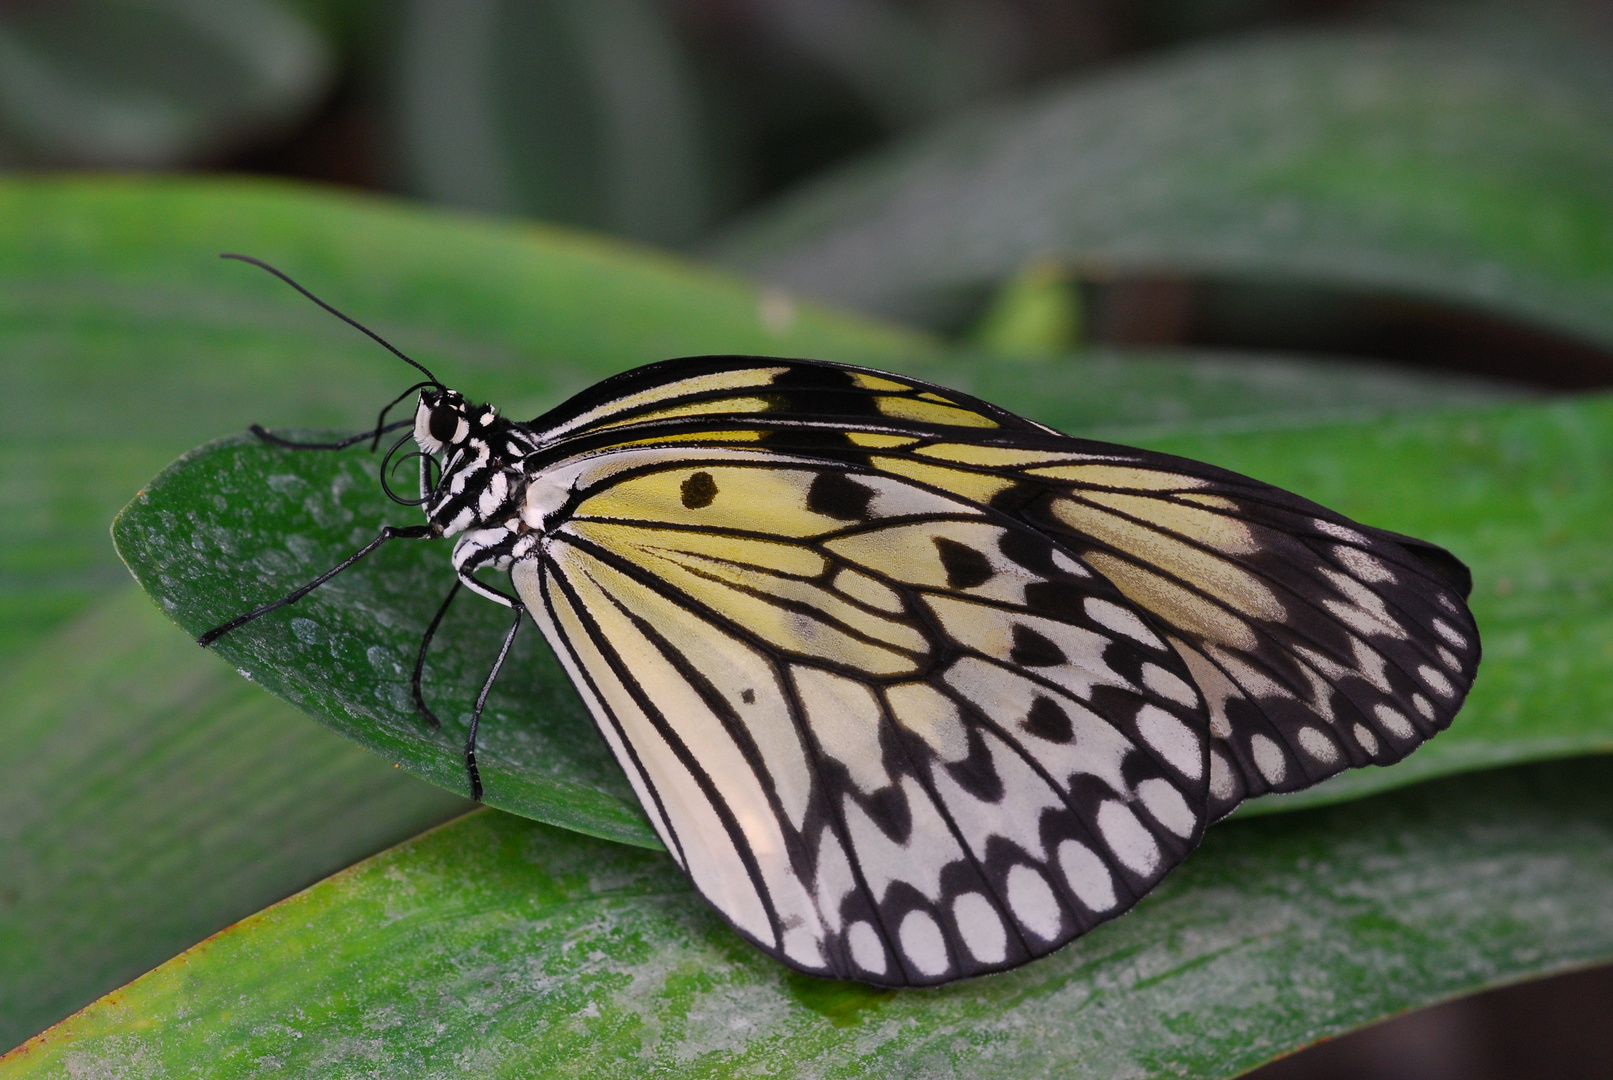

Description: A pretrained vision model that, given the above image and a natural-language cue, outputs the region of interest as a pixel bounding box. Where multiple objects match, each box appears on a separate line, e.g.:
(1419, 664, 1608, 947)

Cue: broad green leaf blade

(0, 586, 468, 1053)
(711, 28, 1613, 347)
(114, 435, 660, 847)
(116, 386, 1613, 838)
(9, 758, 1613, 1078)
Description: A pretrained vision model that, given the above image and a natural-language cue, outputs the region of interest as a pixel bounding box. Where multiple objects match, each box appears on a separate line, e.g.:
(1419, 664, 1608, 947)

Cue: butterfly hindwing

(512, 448, 1212, 985)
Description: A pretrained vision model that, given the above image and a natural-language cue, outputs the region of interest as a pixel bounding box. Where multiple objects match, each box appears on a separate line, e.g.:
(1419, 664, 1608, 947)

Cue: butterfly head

(413, 387, 496, 455)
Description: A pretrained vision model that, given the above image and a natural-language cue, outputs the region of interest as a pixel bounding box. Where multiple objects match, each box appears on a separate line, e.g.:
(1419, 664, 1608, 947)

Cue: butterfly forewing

(513, 448, 1212, 985)
(910, 445, 1482, 819)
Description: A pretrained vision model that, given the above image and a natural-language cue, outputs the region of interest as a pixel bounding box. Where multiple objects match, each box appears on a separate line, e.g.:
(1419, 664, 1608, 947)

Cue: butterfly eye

(428, 406, 460, 444)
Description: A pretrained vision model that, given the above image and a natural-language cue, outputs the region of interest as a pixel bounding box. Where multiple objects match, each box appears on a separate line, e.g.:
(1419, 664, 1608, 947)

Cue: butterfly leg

(198, 523, 436, 645)
(445, 528, 533, 799)
(462, 598, 525, 802)
(410, 579, 463, 730)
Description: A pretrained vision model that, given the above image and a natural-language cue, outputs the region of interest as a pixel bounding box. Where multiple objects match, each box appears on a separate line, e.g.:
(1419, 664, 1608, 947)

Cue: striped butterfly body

(204, 265, 1479, 987)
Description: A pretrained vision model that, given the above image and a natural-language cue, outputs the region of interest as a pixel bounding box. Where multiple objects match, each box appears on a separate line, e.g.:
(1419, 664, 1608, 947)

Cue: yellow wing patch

(1025, 464, 1210, 491)
(576, 465, 842, 536)
(875, 396, 998, 428)
(868, 455, 1014, 504)
(593, 396, 776, 431)
(556, 367, 788, 436)
(913, 444, 1065, 468)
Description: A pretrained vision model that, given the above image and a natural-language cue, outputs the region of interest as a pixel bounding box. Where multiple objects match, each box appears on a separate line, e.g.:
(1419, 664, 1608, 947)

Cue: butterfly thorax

(412, 388, 536, 539)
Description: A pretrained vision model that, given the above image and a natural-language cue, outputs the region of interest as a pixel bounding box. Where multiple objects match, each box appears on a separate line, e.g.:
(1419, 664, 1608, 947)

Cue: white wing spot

(1084, 598, 1158, 646)
(1096, 800, 1160, 876)
(1051, 549, 1091, 577)
(833, 566, 905, 613)
(782, 926, 825, 969)
(1437, 645, 1461, 672)
(843, 784, 958, 903)
(1433, 618, 1467, 648)
(1413, 693, 1435, 721)
(1137, 778, 1195, 838)
(1208, 749, 1236, 802)
(1438, 593, 1460, 613)
(1136, 706, 1203, 780)
(793, 667, 891, 793)
(847, 921, 887, 976)
(1333, 544, 1395, 582)
(1057, 840, 1116, 913)
(1141, 663, 1199, 707)
(1353, 723, 1380, 755)
(1250, 734, 1287, 784)
(927, 733, 1061, 862)
(1314, 519, 1368, 544)
(1419, 664, 1456, 699)
(814, 826, 855, 933)
(1297, 726, 1339, 764)
(898, 910, 951, 977)
(952, 893, 1008, 964)
(886, 681, 971, 763)
(1374, 704, 1415, 739)
(1006, 864, 1063, 941)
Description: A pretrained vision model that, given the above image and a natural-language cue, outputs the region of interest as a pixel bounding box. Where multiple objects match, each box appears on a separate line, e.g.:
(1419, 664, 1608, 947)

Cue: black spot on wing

(1023, 696, 1074, 743)
(941, 734, 1003, 802)
(988, 481, 1046, 518)
(681, 471, 718, 509)
(741, 688, 755, 704)
(934, 537, 994, 589)
(996, 529, 1056, 575)
(1010, 624, 1065, 667)
(767, 363, 882, 413)
(860, 783, 914, 842)
(1023, 580, 1088, 618)
(759, 426, 863, 456)
(808, 472, 875, 521)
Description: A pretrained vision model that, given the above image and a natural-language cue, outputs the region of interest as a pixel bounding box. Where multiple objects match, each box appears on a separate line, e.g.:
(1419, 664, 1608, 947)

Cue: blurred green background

(2, 1, 1613, 1076)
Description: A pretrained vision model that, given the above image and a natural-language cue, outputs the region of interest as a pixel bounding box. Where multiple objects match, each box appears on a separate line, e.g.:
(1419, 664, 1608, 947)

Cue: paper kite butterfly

(201, 256, 1480, 987)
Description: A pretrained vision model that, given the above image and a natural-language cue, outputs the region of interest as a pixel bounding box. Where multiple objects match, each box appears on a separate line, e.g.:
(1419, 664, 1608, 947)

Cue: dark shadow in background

(1084, 277, 1613, 390)
(1248, 964, 1613, 1080)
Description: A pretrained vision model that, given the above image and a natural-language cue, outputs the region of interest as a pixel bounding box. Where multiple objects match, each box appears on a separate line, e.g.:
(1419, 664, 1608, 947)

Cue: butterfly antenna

(220, 253, 443, 387)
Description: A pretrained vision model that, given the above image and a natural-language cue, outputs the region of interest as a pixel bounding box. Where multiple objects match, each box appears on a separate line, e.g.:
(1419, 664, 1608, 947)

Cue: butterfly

(201, 256, 1480, 987)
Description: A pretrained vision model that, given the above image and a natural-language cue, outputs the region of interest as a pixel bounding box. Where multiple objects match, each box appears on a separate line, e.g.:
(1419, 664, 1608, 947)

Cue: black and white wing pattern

(509, 355, 1479, 985)
(516, 450, 1211, 984)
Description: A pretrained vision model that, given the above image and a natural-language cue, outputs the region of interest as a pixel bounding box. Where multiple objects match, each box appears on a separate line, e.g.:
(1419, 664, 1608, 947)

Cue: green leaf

(9, 757, 1613, 1078)
(710, 27, 1613, 346)
(0, 586, 467, 1053)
